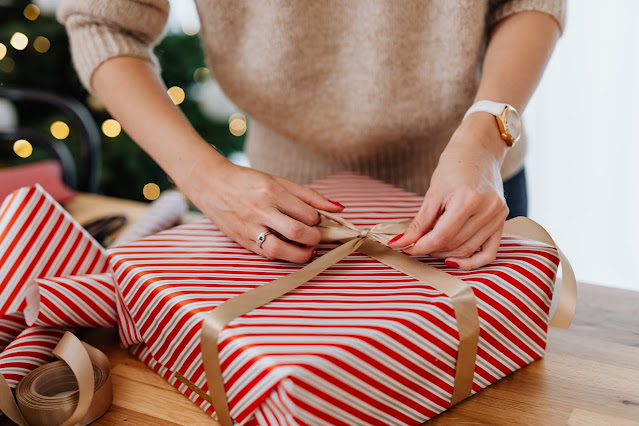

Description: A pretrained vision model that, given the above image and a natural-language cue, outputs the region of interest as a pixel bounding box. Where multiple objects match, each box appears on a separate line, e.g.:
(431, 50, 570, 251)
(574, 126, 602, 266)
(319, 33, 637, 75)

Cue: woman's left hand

(388, 113, 510, 270)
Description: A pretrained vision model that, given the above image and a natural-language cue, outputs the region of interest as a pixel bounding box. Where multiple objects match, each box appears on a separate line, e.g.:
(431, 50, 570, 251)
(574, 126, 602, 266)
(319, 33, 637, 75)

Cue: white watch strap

(463, 100, 507, 121)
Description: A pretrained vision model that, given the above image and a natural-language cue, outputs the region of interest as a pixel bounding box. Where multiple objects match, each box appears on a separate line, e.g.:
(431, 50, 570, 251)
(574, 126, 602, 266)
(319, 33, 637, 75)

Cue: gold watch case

(496, 105, 522, 147)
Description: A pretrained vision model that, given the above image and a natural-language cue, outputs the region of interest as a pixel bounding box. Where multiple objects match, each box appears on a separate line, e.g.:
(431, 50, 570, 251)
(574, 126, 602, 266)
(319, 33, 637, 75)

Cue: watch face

(506, 109, 521, 142)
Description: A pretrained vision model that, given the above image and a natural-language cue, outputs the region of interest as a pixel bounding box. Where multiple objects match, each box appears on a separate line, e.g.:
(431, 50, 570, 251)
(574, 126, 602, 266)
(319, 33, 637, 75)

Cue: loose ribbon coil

(201, 212, 577, 426)
(0, 332, 112, 426)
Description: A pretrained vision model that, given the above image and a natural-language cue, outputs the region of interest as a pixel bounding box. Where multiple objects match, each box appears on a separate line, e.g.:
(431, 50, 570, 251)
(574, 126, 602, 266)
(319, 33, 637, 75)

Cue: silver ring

(257, 230, 273, 249)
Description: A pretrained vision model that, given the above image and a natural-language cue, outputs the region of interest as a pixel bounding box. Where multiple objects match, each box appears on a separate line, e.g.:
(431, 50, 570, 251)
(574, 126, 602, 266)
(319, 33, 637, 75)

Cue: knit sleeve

(57, 0, 170, 91)
(488, 0, 566, 34)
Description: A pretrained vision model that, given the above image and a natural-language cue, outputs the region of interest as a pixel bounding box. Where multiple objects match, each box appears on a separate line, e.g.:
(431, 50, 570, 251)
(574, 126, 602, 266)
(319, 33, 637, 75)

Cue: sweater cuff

(488, 0, 566, 35)
(64, 16, 160, 92)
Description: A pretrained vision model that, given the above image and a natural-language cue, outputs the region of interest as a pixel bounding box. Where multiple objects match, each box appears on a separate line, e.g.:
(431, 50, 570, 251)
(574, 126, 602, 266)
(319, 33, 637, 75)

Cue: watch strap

(463, 100, 507, 121)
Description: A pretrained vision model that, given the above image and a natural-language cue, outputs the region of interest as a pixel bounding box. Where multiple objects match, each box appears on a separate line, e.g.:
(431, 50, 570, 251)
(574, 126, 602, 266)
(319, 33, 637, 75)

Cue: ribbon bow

(316, 210, 410, 246)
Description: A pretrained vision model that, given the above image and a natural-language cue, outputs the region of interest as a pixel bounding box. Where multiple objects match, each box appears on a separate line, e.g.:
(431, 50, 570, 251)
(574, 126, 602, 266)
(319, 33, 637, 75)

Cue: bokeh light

(193, 67, 210, 83)
(167, 86, 186, 105)
(13, 139, 33, 158)
(229, 118, 247, 137)
(0, 43, 6, 61)
(33, 36, 50, 53)
(228, 113, 246, 124)
(10, 33, 29, 51)
(181, 22, 200, 36)
(143, 183, 161, 200)
(0, 57, 15, 73)
(102, 119, 122, 138)
(50, 121, 70, 140)
(23, 4, 40, 21)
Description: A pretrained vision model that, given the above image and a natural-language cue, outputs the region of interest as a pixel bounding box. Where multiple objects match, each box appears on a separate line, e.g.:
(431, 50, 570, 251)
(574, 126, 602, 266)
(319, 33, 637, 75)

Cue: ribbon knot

(358, 228, 371, 239)
(316, 210, 409, 246)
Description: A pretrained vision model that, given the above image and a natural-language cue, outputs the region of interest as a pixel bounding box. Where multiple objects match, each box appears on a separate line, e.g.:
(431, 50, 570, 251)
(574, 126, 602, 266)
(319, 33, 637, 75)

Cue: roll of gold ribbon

(0, 332, 112, 426)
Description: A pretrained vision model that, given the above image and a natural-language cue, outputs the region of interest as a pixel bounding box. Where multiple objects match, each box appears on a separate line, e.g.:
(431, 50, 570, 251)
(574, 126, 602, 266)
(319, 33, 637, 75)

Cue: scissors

(83, 215, 127, 246)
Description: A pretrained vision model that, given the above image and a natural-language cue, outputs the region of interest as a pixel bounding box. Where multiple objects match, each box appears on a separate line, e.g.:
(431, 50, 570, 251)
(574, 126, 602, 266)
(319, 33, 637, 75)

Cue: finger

(445, 229, 502, 270)
(276, 190, 323, 227)
(403, 197, 474, 256)
(266, 207, 322, 247)
(388, 191, 442, 248)
(275, 177, 345, 212)
(256, 228, 317, 263)
(429, 219, 502, 259)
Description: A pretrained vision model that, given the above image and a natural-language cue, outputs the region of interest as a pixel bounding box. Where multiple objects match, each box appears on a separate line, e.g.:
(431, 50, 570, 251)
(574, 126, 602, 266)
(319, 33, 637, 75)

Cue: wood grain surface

(4, 193, 638, 425)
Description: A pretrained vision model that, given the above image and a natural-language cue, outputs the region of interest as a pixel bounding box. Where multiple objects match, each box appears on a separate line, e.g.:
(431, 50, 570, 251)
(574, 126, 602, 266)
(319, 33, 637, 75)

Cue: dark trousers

(503, 168, 528, 219)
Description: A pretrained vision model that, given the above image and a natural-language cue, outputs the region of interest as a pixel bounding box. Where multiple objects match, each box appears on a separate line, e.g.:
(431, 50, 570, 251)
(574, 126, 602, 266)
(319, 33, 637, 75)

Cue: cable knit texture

(58, 0, 565, 195)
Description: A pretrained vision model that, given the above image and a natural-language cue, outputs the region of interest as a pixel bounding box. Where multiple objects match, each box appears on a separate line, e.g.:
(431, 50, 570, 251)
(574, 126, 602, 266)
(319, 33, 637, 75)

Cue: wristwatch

(463, 100, 522, 147)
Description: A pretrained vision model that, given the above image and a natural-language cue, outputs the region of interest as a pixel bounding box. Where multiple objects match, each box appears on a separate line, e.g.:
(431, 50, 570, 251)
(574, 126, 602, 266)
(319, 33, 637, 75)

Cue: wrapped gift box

(108, 172, 565, 425)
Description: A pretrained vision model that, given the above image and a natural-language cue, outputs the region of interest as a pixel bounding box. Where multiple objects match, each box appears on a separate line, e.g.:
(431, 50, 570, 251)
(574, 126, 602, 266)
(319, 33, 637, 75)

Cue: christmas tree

(0, 0, 245, 201)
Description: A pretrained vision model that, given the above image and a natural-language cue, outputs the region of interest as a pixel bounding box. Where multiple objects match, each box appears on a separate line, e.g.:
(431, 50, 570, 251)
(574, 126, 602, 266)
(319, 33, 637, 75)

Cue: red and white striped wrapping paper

(0, 184, 109, 316)
(109, 172, 560, 425)
(0, 314, 27, 352)
(0, 326, 68, 390)
(24, 273, 118, 328)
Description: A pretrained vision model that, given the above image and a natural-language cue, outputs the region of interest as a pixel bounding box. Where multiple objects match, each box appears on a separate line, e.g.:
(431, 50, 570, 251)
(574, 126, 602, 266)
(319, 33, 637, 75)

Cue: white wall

(525, 0, 639, 290)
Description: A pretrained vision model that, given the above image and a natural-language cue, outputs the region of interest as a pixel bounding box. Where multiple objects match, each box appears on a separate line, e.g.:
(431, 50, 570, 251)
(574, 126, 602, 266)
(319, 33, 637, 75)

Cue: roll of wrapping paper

(24, 274, 117, 328)
(0, 314, 27, 352)
(109, 190, 187, 247)
(0, 332, 112, 426)
(0, 184, 109, 317)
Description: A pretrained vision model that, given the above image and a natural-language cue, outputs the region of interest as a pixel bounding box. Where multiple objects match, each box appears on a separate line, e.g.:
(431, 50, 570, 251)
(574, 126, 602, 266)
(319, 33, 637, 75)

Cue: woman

(58, 0, 563, 269)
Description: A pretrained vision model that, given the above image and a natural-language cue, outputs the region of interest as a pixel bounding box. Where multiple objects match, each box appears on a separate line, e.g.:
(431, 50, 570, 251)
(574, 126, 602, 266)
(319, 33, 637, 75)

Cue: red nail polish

(329, 200, 345, 209)
(401, 250, 411, 256)
(445, 260, 459, 268)
(311, 248, 318, 258)
(388, 233, 404, 245)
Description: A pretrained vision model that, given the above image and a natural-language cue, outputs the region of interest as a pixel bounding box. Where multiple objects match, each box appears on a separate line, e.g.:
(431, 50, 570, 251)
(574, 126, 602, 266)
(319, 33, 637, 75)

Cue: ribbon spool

(0, 332, 112, 426)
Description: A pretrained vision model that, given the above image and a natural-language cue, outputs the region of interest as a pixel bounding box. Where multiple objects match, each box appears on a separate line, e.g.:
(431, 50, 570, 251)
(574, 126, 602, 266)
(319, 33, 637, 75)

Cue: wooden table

(19, 194, 639, 425)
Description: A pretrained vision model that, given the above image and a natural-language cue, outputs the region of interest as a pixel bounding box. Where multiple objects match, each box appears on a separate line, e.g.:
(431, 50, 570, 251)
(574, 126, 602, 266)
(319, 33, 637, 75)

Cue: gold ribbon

(201, 213, 577, 426)
(0, 332, 112, 426)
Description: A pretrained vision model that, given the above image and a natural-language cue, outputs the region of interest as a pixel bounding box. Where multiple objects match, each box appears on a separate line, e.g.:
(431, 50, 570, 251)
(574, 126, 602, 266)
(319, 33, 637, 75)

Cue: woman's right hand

(184, 160, 344, 263)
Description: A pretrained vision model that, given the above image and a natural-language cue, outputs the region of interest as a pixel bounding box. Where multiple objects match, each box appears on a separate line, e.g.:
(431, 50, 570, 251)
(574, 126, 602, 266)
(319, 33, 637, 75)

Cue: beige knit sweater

(58, 0, 565, 195)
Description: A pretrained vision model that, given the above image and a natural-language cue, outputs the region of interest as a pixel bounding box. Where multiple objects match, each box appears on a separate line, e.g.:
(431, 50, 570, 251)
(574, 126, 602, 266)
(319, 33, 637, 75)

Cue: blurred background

(0, 0, 637, 291)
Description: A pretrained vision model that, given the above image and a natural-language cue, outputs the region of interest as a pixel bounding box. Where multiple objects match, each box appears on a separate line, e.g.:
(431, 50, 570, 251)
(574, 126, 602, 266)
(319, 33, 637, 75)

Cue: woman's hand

(184, 160, 344, 263)
(388, 113, 509, 269)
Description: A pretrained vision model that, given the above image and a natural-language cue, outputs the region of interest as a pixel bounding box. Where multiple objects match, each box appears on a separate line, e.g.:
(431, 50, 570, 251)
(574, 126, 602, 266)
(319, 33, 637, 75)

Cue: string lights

(13, 139, 33, 158)
(0, 43, 6, 61)
(143, 183, 161, 200)
(167, 86, 185, 105)
(23, 4, 40, 21)
(33, 36, 50, 54)
(10, 32, 29, 51)
(101, 119, 122, 138)
(193, 67, 209, 83)
(228, 113, 247, 137)
(50, 121, 70, 140)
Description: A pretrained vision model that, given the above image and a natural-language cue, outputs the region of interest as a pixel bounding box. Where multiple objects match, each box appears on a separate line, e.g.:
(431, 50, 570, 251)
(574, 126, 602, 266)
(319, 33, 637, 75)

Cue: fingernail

(311, 248, 318, 258)
(445, 260, 459, 268)
(401, 250, 411, 256)
(329, 200, 345, 209)
(388, 233, 404, 245)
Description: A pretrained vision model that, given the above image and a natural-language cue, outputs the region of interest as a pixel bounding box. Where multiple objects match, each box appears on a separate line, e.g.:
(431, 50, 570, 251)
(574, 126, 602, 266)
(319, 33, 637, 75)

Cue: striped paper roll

(24, 273, 118, 328)
(0, 184, 109, 316)
(0, 326, 68, 390)
(0, 314, 26, 352)
(113, 172, 561, 425)
(110, 190, 187, 248)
